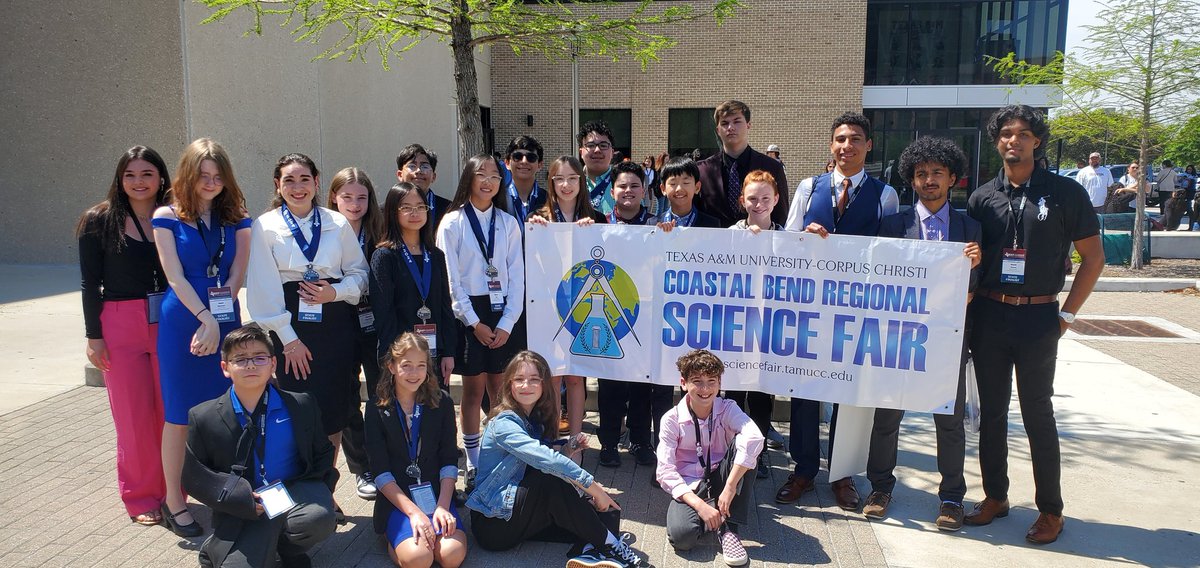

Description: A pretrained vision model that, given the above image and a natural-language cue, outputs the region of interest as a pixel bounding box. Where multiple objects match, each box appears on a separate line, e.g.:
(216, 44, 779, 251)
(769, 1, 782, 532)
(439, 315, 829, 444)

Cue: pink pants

(100, 299, 167, 516)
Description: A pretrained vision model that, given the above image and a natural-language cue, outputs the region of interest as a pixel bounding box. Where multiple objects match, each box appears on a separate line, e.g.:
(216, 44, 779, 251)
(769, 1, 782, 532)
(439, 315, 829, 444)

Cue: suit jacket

(696, 147, 790, 228)
(183, 388, 336, 567)
(877, 206, 982, 292)
(365, 390, 460, 534)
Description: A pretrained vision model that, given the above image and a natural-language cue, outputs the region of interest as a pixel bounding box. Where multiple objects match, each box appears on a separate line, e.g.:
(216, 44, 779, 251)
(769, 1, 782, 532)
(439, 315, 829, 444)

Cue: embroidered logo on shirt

(1037, 197, 1050, 221)
(275, 417, 290, 424)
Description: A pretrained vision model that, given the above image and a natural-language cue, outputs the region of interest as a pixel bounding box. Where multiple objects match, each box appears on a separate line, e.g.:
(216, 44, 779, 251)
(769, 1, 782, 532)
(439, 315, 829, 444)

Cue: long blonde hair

(375, 333, 442, 409)
(170, 138, 246, 224)
(327, 167, 383, 244)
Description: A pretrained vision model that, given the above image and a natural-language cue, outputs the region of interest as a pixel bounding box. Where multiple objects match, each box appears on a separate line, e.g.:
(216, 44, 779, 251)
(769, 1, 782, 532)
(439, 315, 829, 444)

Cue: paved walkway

(2, 266, 1199, 567)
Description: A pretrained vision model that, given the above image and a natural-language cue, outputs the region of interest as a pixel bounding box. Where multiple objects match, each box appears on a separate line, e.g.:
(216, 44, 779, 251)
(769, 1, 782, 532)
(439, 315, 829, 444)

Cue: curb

(1064, 277, 1199, 292)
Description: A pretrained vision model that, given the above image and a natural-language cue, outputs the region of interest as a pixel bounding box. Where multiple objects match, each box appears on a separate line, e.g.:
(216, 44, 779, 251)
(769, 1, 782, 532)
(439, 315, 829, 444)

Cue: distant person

(824, 159, 836, 173)
(695, 100, 790, 227)
(765, 144, 782, 165)
(1114, 162, 1149, 211)
(1183, 165, 1197, 229)
(1162, 190, 1188, 230)
(1076, 152, 1114, 213)
(1157, 159, 1178, 209)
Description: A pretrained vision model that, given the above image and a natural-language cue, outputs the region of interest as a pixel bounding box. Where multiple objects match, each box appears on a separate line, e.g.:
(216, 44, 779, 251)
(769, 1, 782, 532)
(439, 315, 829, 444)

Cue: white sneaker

(719, 530, 749, 566)
(355, 474, 377, 500)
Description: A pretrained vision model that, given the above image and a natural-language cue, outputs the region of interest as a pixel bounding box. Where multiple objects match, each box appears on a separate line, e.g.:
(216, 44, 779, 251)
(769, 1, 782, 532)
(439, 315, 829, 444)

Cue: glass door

(915, 128, 981, 209)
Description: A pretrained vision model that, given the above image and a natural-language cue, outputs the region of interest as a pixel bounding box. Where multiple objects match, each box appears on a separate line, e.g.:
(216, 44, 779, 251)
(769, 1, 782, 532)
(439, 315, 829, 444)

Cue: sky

(1064, 0, 1102, 57)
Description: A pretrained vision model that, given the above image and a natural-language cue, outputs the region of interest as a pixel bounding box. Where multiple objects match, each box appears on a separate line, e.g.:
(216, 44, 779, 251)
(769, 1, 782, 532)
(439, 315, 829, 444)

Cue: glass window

(579, 109, 632, 161)
(668, 108, 720, 158)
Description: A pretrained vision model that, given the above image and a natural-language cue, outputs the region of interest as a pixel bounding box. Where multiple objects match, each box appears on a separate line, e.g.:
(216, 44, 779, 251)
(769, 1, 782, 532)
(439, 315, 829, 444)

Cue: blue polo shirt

(230, 385, 301, 487)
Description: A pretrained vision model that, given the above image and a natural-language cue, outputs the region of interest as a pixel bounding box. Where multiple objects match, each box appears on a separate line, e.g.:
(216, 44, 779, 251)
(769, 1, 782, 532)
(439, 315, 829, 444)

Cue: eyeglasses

(399, 205, 430, 215)
(513, 377, 544, 386)
(229, 355, 271, 368)
(509, 150, 540, 163)
(403, 163, 434, 173)
(475, 173, 503, 184)
(551, 175, 582, 185)
(583, 142, 613, 152)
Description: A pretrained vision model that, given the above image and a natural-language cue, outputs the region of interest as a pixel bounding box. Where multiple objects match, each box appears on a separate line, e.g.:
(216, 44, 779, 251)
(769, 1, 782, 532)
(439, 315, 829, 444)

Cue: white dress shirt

(435, 203, 525, 333)
(784, 168, 900, 230)
(1076, 165, 1114, 207)
(247, 206, 368, 346)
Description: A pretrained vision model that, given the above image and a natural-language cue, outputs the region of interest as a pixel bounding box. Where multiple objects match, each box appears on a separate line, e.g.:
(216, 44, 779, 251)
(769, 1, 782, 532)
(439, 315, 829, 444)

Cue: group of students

(79, 99, 1097, 567)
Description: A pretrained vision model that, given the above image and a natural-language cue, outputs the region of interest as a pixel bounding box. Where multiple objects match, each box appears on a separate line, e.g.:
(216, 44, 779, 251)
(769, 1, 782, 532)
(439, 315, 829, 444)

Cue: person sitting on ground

(466, 350, 652, 567)
(182, 324, 337, 568)
(1162, 190, 1188, 230)
(656, 349, 763, 567)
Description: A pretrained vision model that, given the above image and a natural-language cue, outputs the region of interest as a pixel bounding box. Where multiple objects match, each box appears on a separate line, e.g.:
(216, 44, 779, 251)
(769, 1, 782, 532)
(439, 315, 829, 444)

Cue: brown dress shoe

(936, 501, 964, 531)
(831, 477, 860, 511)
(963, 497, 1009, 526)
(774, 474, 815, 504)
(862, 491, 891, 519)
(1026, 513, 1064, 544)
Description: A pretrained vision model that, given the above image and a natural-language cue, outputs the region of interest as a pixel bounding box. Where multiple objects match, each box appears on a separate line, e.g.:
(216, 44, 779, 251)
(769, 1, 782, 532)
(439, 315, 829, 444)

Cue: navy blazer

(877, 206, 982, 292)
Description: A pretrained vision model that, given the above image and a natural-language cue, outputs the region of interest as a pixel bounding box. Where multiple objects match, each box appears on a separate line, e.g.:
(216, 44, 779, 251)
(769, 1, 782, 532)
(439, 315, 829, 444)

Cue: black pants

(725, 391, 773, 439)
(787, 399, 840, 479)
(969, 299, 1063, 515)
(665, 454, 755, 550)
(470, 467, 612, 552)
(200, 480, 336, 568)
(598, 379, 673, 449)
(340, 328, 379, 477)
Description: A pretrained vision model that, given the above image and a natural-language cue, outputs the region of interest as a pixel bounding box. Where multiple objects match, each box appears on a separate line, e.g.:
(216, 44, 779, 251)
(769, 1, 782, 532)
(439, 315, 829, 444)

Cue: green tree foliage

(1048, 109, 1171, 167)
(198, 0, 741, 161)
(1163, 113, 1200, 166)
(992, 0, 1200, 268)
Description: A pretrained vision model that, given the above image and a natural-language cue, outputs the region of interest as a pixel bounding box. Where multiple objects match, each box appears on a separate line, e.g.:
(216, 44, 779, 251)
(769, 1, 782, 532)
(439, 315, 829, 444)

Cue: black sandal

(160, 502, 203, 537)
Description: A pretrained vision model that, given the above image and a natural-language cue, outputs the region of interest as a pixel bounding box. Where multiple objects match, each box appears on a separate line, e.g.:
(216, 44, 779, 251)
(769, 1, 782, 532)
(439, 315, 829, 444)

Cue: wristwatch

(1058, 311, 1076, 324)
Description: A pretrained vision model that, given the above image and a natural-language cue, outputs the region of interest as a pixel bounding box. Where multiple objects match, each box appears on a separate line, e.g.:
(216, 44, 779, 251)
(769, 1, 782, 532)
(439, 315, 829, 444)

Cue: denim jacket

(465, 410, 595, 519)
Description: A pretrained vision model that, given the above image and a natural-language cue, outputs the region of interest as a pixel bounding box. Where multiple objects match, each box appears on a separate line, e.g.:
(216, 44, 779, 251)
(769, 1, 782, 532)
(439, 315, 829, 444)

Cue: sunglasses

(509, 150, 540, 163)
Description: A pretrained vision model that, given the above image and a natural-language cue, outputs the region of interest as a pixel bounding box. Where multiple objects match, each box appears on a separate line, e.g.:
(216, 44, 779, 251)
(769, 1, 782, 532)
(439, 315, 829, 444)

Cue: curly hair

(676, 349, 724, 379)
(831, 112, 872, 140)
(576, 120, 614, 147)
(898, 136, 968, 184)
(985, 105, 1049, 157)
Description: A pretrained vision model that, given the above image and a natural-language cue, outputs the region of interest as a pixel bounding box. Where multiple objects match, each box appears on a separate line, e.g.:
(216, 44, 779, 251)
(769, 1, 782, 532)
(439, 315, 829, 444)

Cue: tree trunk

(1133, 136, 1148, 270)
(450, 1, 483, 165)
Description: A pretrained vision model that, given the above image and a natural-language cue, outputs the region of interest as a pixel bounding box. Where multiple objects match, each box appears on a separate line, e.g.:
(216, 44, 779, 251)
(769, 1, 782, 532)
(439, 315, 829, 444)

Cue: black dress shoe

(280, 551, 312, 568)
(160, 503, 203, 537)
(599, 447, 622, 468)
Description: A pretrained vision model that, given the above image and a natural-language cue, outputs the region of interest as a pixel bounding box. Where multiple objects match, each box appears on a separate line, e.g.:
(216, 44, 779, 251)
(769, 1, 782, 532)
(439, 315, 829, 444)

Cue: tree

(1048, 109, 1171, 168)
(1163, 112, 1200, 165)
(992, 0, 1200, 268)
(199, 0, 741, 161)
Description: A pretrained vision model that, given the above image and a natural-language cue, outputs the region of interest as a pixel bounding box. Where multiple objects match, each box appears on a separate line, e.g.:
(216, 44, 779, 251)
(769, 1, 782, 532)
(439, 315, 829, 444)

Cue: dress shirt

(655, 396, 763, 500)
(1076, 165, 1114, 207)
(784, 169, 900, 231)
(435, 203, 525, 332)
(915, 200, 951, 241)
(246, 206, 368, 345)
(229, 385, 301, 487)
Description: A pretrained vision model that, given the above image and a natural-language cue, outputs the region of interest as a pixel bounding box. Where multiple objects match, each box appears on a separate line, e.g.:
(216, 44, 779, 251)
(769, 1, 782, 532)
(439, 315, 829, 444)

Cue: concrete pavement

(1, 265, 1198, 567)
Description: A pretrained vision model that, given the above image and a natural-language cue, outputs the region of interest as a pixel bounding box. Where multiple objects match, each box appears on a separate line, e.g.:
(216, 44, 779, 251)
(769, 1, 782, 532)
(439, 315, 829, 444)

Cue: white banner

(525, 223, 970, 414)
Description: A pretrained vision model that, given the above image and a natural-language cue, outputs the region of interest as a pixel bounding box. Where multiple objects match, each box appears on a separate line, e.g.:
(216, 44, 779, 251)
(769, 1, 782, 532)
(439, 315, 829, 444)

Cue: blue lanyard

(663, 208, 697, 227)
(588, 171, 612, 209)
(279, 205, 321, 264)
(463, 205, 498, 269)
(398, 244, 432, 305)
(608, 208, 649, 225)
(426, 190, 436, 221)
(508, 181, 540, 229)
(395, 401, 423, 462)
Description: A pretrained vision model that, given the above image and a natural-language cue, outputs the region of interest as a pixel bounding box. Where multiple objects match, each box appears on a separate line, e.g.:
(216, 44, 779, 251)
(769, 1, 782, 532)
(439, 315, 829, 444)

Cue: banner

(525, 223, 970, 414)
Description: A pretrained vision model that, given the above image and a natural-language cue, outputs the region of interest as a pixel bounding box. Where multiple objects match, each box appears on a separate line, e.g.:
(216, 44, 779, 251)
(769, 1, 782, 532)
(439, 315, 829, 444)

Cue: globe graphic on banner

(554, 246, 640, 360)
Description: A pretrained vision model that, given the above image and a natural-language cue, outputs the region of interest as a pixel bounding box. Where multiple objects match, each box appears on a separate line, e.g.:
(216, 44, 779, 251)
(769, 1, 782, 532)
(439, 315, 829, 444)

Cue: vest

(802, 172, 887, 236)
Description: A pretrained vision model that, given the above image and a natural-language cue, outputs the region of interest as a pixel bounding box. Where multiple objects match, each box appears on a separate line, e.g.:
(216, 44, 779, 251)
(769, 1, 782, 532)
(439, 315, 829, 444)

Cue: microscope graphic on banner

(552, 246, 641, 360)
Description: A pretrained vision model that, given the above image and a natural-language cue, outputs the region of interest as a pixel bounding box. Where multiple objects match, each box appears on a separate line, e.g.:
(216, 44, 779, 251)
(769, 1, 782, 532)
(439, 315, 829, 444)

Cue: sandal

(131, 510, 162, 526)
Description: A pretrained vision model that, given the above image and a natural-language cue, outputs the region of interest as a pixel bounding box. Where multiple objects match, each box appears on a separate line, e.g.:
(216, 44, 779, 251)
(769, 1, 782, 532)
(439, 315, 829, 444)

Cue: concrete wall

(1, 1, 488, 264)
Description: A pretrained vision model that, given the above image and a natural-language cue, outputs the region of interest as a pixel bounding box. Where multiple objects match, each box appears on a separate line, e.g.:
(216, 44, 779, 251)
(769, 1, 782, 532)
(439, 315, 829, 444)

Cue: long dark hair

(269, 153, 321, 211)
(446, 154, 509, 213)
(378, 182, 435, 251)
(76, 146, 170, 251)
(535, 156, 599, 222)
(488, 351, 559, 441)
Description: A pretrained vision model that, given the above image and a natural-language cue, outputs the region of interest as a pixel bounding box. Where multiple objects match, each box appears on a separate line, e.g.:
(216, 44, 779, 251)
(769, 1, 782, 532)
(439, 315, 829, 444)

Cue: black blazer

(696, 147, 790, 228)
(365, 390, 460, 534)
(182, 388, 336, 567)
(370, 245, 459, 364)
(878, 207, 983, 292)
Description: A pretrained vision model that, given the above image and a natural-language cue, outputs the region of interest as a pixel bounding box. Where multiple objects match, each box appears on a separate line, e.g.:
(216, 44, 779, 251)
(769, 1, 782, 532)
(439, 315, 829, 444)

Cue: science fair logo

(552, 246, 641, 359)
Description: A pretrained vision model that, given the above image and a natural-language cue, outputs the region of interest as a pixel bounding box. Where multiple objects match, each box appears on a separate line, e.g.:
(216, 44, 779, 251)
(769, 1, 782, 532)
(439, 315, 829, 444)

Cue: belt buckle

(999, 293, 1021, 306)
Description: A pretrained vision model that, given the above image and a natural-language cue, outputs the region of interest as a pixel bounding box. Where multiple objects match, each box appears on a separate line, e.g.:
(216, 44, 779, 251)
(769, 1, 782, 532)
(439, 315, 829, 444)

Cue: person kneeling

(183, 325, 337, 568)
(366, 333, 467, 567)
(656, 349, 763, 567)
(466, 351, 652, 567)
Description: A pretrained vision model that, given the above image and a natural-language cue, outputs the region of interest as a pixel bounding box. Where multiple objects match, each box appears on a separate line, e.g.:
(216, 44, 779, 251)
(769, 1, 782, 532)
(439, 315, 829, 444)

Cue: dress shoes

(773, 474, 814, 504)
(861, 491, 891, 519)
(831, 477, 860, 511)
(936, 501, 964, 531)
(1025, 513, 1064, 544)
(963, 497, 1009, 526)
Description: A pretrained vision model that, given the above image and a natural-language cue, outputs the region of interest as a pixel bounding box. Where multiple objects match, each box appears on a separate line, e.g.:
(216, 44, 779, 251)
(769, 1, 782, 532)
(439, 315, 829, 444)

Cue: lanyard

(129, 213, 162, 292)
(608, 208, 649, 225)
(244, 391, 269, 486)
(463, 205, 498, 269)
(357, 228, 365, 250)
(1010, 189, 1029, 249)
(279, 205, 322, 264)
(553, 205, 566, 223)
(508, 181, 540, 228)
(195, 213, 226, 285)
(426, 191, 437, 222)
(399, 244, 432, 305)
(395, 401, 424, 463)
(663, 208, 697, 227)
(687, 403, 715, 495)
(588, 171, 612, 208)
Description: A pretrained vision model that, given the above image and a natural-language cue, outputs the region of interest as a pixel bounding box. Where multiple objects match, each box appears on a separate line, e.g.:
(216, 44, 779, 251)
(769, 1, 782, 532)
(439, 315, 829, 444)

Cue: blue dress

(152, 215, 252, 424)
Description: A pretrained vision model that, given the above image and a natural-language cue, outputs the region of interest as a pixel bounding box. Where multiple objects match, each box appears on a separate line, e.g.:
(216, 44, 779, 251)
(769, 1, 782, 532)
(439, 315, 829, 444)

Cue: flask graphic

(570, 293, 623, 358)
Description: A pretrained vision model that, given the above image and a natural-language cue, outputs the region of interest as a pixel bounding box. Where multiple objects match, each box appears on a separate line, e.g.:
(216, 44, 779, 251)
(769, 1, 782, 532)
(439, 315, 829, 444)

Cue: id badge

(257, 481, 297, 519)
(414, 323, 438, 356)
(146, 292, 165, 325)
(357, 302, 375, 333)
(409, 482, 437, 515)
(207, 287, 236, 323)
(297, 299, 323, 323)
(487, 280, 505, 313)
(1001, 248, 1027, 284)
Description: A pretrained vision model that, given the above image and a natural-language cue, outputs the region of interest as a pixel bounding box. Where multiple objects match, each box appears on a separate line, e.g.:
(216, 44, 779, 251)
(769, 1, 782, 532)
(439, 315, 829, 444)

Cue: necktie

(925, 218, 941, 241)
(727, 160, 742, 212)
(836, 178, 851, 220)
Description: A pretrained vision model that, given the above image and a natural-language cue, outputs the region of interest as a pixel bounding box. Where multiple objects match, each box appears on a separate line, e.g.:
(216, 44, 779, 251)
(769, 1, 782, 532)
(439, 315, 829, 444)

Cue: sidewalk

(1, 266, 1198, 567)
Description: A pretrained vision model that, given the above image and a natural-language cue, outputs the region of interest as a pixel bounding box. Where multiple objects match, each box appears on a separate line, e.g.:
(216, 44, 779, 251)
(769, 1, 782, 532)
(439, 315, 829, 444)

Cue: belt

(977, 289, 1058, 306)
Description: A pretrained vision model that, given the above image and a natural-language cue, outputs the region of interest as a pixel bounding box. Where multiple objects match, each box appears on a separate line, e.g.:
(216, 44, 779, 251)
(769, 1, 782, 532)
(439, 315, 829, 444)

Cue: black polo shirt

(967, 166, 1100, 296)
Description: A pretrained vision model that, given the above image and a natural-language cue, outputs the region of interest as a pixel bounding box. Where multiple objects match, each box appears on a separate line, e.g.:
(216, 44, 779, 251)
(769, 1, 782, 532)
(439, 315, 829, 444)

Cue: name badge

(257, 481, 297, 519)
(357, 302, 375, 333)
(208, 287, 236, 323)
(408, 482, 438, 515)
(146, 291, 165, 325)
(487, 280, 505, 313)
(297, 299, 323, 322)
(414, 323, 438, 356)
(1001, 248, 1027, 284)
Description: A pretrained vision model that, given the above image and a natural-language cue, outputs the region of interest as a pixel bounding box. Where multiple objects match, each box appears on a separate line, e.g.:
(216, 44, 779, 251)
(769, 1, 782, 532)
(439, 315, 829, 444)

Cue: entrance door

(915, 128, 981, 209)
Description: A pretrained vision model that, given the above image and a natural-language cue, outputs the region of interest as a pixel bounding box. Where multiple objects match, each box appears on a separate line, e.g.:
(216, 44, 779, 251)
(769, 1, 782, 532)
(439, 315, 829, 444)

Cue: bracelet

(194, 307, 209, 318)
